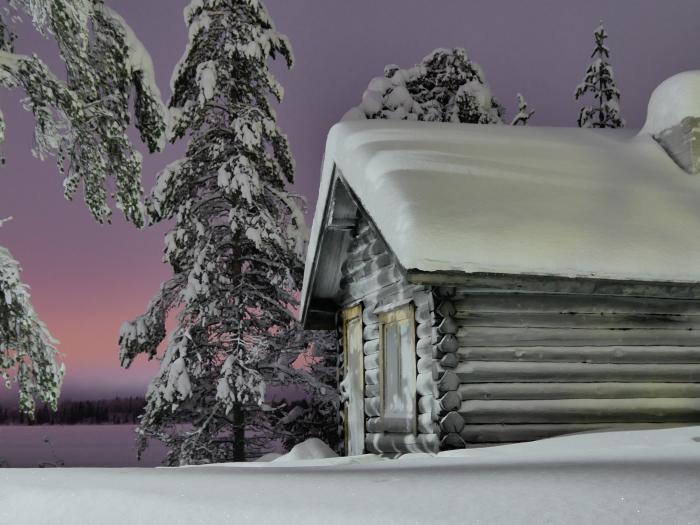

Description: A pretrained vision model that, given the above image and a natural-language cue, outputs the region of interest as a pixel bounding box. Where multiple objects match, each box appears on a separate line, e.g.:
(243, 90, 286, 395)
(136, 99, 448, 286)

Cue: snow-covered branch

(0, 219, 64, 415)
(0, 1, 167, 226)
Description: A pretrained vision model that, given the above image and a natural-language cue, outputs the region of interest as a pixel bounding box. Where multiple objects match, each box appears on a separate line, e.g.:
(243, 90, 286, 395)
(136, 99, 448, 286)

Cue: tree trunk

(232, 404, 246, 461)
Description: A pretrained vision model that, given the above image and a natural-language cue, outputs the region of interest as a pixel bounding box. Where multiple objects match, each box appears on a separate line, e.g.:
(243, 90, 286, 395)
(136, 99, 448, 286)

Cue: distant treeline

(0, 397, 145, 425)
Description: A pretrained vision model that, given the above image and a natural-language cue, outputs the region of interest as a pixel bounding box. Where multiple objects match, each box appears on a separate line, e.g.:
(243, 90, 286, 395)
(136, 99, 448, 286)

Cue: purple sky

(0, 0, 699, 400)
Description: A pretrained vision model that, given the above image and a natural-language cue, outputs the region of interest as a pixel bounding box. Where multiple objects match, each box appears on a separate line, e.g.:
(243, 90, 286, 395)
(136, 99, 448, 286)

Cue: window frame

(341, 303, 364, 454)
(378, 303, 417, 435)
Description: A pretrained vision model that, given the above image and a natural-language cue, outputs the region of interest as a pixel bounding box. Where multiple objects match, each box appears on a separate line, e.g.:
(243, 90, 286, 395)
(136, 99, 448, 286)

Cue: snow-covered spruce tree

(345, 48, 506, 124)
(119, 0, 310, 464)
(0, 0, 166, 226)
(574, 23, 624, 128)
(0, 218, 63, 415)
(0, 1, 165, 414)
(511, 93, 534, 126)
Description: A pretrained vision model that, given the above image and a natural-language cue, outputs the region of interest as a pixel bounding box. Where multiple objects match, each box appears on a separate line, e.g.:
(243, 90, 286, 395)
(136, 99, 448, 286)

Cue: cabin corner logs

(336, 218, 700, 455)
(338, 218, 438, 455)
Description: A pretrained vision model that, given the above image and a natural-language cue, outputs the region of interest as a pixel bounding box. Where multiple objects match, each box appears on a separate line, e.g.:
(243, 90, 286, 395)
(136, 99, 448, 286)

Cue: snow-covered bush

(345, 48, 528, 125)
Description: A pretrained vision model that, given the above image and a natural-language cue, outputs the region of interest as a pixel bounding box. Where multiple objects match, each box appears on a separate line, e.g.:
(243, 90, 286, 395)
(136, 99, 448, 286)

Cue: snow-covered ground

(2, 426, 700, 524)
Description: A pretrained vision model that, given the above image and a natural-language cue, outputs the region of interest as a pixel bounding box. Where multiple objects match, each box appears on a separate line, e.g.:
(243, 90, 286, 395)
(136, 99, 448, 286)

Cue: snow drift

(2, 426, 700, 524)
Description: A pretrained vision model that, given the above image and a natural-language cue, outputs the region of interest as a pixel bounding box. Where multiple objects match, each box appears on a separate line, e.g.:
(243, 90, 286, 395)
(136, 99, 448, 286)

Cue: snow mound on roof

(641, 70, 700, 135)
(272, 437, 338, 462)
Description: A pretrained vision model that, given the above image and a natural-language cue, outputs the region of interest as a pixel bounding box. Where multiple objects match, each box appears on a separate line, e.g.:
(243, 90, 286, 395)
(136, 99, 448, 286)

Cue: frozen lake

(0, 425, 167, 467)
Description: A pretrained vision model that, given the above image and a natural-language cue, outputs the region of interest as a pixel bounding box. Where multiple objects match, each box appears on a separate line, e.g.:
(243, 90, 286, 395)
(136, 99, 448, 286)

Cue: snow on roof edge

(300, 125, 343, 323)
(302, 120, 700, 322)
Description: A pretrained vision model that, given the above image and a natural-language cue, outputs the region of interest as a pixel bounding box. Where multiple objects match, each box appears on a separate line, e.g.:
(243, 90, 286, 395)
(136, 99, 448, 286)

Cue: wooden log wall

(338, 218, 438, 455)
(451, 290, 700, 445)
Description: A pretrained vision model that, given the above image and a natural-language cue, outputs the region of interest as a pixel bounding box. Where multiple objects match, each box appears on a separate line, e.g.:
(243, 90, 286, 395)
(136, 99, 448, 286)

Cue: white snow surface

(641, 70, 700, 135)
(271, 437, 337, 462)
(303, 119, 700, 311)
(2, 426, 700, 524)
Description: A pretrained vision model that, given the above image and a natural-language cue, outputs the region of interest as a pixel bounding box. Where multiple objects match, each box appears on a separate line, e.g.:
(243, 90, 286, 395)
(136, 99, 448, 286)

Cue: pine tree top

(574, 22, 624, 129)
(591, 23, 610, 59)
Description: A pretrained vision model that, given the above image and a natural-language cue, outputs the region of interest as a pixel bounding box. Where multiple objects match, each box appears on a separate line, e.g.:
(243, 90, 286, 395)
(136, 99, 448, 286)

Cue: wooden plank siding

(453, 289, 700, 445)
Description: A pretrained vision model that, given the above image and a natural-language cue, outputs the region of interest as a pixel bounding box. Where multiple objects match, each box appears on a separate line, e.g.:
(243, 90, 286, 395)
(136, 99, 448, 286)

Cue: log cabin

(300, 71, 700, 456)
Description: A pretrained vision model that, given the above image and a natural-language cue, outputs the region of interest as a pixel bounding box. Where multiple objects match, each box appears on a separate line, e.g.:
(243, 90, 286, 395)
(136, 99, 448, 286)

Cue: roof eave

(301, 164, 360, 330)
(406, 269, 700, 299)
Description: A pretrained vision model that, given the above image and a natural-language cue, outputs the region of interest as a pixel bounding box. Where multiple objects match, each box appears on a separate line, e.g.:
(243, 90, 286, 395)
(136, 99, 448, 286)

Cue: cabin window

(379, 304, 416, 434)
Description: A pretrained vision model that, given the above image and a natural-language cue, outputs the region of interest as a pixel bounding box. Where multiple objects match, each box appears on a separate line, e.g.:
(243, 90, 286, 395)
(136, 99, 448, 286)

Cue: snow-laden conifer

(119, 0, 310, 464)
(0, 1, 164, 415)
(511, 93, 535, 125)
(0, 218, 63, 415)
(345, 48, 506, 124)
(0, 0, 166, 226)
(574, 23, 624, 128)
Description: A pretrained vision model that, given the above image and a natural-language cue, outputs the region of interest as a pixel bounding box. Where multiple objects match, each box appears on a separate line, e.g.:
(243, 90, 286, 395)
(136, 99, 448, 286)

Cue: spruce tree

(0, 1, 165, 414)
(119, 0, 308, 464)
(574, 22, 624, 128)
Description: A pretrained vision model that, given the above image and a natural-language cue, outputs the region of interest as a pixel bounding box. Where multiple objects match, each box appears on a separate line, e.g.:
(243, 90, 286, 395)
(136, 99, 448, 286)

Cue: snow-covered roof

(302, 118, 700, 324)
